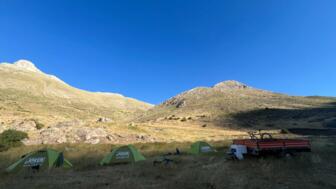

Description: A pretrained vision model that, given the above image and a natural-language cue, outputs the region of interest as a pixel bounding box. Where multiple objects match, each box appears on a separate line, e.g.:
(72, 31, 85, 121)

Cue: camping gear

(189, 141, 216, 155)
(164, 148, 181, 156)
(100, 145, 146, 165)
(6, 148, 72, 173)
(153, 156, 175, 166)
(230, 131, 311, 159)
(229, 144, 247, 160)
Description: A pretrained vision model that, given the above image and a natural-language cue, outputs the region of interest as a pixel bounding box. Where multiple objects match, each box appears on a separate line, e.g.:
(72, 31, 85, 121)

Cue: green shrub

(0, 129, 28, 148)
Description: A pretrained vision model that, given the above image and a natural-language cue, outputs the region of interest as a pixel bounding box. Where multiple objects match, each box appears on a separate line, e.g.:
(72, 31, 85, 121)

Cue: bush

(36, 122, 45, 130)
(0, 129, 28, 149)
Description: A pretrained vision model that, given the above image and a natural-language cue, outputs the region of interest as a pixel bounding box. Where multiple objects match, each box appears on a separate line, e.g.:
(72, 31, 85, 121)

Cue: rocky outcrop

(18, 119, 157, 145)
(11, 120, 37, 132)
(213, 80, 249, 90)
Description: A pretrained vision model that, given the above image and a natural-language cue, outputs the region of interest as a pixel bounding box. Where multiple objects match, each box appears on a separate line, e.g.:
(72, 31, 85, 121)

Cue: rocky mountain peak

(13, 59, 42, 73)
(213, 80, 249, 90)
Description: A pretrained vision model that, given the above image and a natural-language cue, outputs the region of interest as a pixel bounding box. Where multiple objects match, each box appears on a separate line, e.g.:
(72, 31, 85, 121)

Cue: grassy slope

(0, 137, 335, 189)
(0, 64, 152, 125)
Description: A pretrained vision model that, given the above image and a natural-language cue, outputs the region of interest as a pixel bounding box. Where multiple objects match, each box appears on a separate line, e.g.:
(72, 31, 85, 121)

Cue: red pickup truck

(231, 131, 311, 157)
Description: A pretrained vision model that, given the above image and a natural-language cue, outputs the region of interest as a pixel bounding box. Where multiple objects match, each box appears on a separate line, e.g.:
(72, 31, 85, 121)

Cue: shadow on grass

(225, 101, 336, 134)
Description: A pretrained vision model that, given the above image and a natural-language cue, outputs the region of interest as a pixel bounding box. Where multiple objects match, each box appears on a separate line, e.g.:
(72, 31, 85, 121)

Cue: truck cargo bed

(233, 138, 311, 153)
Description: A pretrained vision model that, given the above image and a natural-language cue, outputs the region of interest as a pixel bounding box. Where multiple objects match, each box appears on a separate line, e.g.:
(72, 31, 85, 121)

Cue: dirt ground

(0, 138, 335, 189)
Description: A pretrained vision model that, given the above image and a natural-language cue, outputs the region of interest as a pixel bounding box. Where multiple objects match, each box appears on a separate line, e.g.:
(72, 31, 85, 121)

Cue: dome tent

(100, 145, 146, 165)
(6, 148, 72, 173)
(189, 141, 216, 155)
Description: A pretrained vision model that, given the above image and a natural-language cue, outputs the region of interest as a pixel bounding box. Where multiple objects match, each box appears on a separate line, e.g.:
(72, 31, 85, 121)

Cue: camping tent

(100, 145, 146, 165)
(6, 148, 72, 173)
(189, 141, 216, 155)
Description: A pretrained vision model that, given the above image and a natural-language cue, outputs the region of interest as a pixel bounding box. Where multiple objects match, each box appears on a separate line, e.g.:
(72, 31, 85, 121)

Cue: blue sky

(1, 0, 336, 104)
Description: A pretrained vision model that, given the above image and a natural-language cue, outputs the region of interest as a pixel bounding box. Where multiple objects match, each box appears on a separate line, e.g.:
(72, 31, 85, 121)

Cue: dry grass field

(0, 137, 335, 189)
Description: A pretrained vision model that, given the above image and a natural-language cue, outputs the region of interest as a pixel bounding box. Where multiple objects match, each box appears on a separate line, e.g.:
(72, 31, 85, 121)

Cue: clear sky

(1, 0, 336, 104)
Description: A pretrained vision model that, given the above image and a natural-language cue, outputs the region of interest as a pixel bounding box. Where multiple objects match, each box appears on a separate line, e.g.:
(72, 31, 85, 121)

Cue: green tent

(189, 141, 216, 155)
(100, 145, 146, 165)
(6, 148, 72, 173)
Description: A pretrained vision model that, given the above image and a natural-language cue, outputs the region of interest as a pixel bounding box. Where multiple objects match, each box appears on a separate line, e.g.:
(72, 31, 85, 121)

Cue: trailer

(229, 131, 311, 159)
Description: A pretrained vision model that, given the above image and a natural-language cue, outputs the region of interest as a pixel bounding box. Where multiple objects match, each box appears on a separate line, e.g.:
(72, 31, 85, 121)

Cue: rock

(106, 135, 115, 141)
(180, 117, 187, 122)
(136, 135, 146, 140)
(56, 137, 67, 144)
(97, 117, 112, 123)
(85, 138, 100, 144)
(128, 122, 136, 127)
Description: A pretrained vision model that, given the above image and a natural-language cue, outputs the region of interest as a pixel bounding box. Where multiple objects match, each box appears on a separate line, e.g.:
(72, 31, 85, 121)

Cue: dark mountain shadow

(227, 102, 336, 136)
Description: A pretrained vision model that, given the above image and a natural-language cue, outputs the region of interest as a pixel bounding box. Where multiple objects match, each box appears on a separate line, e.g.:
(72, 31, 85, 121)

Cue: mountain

(137, 80, 336, 130)
(1, 60, 335, 145)
(0, 60, 152, 125)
